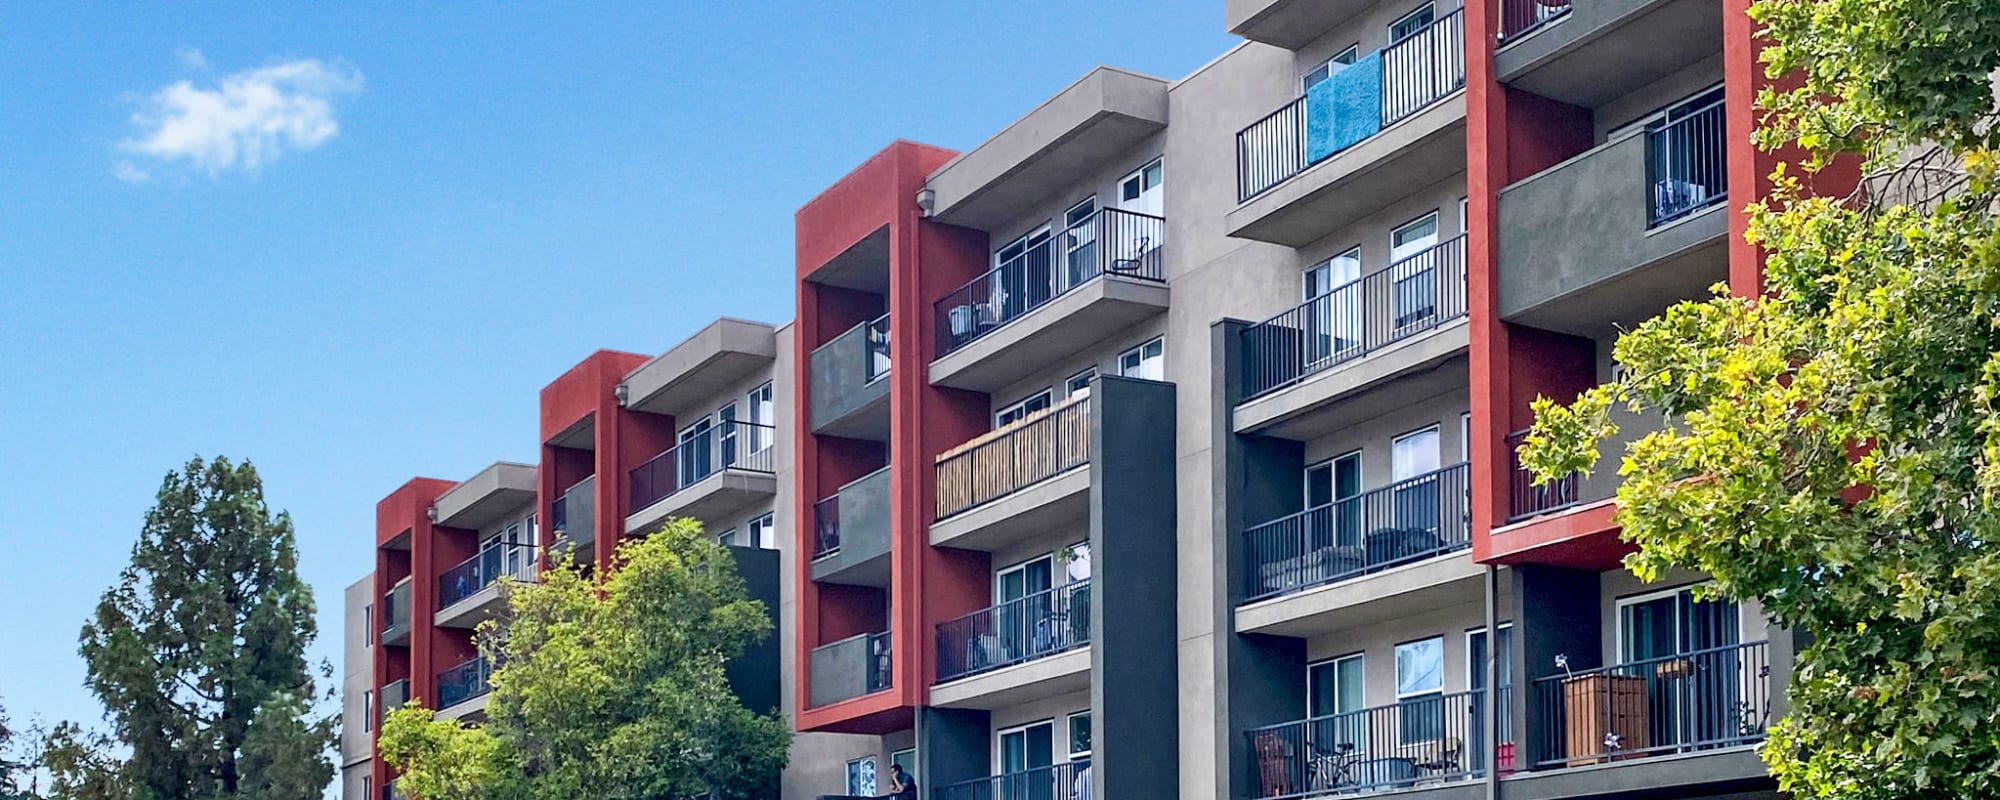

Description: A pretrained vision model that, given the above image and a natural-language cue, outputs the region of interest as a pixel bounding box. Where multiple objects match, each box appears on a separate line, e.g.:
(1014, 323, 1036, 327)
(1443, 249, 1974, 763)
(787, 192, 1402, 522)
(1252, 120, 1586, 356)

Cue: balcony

(1526, 641, 1771, 772)
(435, 656, 492, 721)
(620, 318, 777, 416)
(1228, 10, 1466, 247)
(1235, 237, 1467, 437)
(436, 539, 538, 630)
(932, 397, 1090, 550)
(924, 66, 1168, 230)
(431, 462, 535, 531)
(811, 315, 892, 441)
(809, 630, 892, 709)
(1498, 101, 1728, 335)
(1246, 689, 1506, 800)
(935, 760, 1090, 800)
(934, 580, 1091, 708)
(1495, 0, 1722, 108)
(381, 578, 412, 647)
(550, 476, 596, 563)
(380, 678, 410, 723)
(1243, 462, 1471, 603)
(809, 466, 892, 587)
(1228, 0, 1376, 49)
(625, 421, 778, 535)
(930, 209, 1167, 392)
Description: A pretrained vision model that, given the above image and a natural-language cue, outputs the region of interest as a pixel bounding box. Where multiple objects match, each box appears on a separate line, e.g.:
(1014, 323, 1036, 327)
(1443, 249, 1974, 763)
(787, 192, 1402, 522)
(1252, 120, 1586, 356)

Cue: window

(998, 721, 1056, 774)
(363, 689, 374, 732)
(1393, 426, 1441, 481)
(715, 528, 739, 547)
(1068, 712, 1093, 759)
(1617, 584, 1741, 663)
(1304, 248, 1363, 360)
(1396, 637, 1445, 743)
(1304, 248, 1361, 301)
(1391, 3, 1436, 41)
(677, 415, 715, 490)
(1118, 338, 1164, 381)
(1393, 426, 1444, 535)
(891, 749, 916, 781)
(846, 757, 879, 796)
(1617, 586, 1742, 750)
(1118, 159, 1164, 217)
(748, 513, 777, 550)
(1303, 46, 1360, 90)
(365, 603, 373, 646)
(747, 383, 774, 453)
(1061, 197, 1100, 290)
(1468, 624, 1514, 750)
(1065, 368, 1097, 399)
(1307, 653, 1366, 754)
(1390, 213, 1443, 328)
(1461, 412, 1472, 465)
(995, 390, 1053, 427)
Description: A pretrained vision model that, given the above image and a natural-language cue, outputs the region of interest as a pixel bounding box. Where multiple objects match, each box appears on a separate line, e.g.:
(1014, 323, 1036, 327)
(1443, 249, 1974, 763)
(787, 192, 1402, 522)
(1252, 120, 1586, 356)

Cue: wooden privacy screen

(935, 396, 1091, 519)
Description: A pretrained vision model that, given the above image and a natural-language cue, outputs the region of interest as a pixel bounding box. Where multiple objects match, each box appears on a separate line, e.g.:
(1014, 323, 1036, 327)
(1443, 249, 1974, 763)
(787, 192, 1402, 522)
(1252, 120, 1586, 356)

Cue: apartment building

(788, 1, 1804, 800)
(346, 1, 1825, 798)
(348, 319, 803, 799)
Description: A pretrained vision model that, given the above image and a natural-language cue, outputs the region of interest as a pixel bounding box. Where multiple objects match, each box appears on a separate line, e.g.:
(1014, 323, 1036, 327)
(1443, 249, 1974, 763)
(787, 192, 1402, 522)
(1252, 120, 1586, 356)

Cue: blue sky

(0, 1, 1235, 742)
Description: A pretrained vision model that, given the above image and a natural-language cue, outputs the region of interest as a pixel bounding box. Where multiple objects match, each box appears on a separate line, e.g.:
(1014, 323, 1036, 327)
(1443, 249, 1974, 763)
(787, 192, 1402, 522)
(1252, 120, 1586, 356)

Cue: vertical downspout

(1485, 565, 1500, 800)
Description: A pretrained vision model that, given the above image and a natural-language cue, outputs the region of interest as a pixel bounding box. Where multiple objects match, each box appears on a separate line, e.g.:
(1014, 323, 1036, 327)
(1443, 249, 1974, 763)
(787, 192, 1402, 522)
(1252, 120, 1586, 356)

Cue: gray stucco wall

(808, 466, 891, 585)
(341, 575, 373, 800)
(809, 320, 889, 435)
(1089, 375, 1180, 800)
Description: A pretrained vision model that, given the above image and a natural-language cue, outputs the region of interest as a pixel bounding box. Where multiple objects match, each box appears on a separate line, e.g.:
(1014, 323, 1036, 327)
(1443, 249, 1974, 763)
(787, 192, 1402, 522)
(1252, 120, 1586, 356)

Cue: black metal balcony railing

(867, 631, 894, 694)
(1646, 99, 1728, 228)
(1531, 640, 1771, 768)
(1246, 689, 1505, 800)
(437, 655, 493, 709)
(936, 580, 1092, 683)
(1506, 429, 1580, 523)
(1237, 10, 1465, 202)
(1241, 235, 1467, 401)
(1244, 463, 1471, 603)
(933, 760, 1090, 800)
(935, 208, 1166, 357)
(629, 420, 778, 514)
(438, 539, 539, 610)
(935, 396, 1090, 519)
(812, 494, 841, 561)
(1500, 0, 1571, 42)
(865, 313, 891, 383)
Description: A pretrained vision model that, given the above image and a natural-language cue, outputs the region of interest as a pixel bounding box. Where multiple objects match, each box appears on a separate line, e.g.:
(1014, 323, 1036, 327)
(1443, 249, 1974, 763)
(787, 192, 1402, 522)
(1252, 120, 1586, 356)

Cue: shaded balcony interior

(811, 465, 893, 587)
(435, 654, 493, 720)
(1238, 235, 1468, 409)
(380, 576, 412, 647)
(1495, 0, 1723, 110)
(1229, 7, 1466, 247)
(625, 418, 779, 533)
(1507, 570, 1783, 785)
(1234, 592, 1513, 800)
(809, 608, 893, 709)
(929, 206, 1168, 393)
(808, 226, 893, 442)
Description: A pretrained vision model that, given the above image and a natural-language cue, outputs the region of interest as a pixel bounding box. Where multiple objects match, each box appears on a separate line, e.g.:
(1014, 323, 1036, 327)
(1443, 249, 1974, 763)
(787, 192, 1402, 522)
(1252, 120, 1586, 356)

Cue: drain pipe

(1485, 564, 1500, 800)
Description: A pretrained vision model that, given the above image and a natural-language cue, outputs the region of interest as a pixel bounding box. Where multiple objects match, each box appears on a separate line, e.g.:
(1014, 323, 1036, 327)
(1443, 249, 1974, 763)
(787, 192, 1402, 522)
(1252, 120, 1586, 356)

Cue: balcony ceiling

(433, 462, 537, 530)
(810, 226, 891, 293)
(926, 67, 1169, 231)
(621, 318, 776, 417)
(1227, 0, 1378, 50)
(1497, 0, 1723, 108)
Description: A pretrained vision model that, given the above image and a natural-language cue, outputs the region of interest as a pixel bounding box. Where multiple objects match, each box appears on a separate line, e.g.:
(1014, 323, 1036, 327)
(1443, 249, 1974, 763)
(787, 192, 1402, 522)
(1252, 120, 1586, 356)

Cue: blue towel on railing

(1306, 53, 1384, 163)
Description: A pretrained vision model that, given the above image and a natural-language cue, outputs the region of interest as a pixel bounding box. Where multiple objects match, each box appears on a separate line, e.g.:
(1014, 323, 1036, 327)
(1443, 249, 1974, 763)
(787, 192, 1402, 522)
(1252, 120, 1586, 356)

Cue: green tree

(77, 456, 333, 799)
(382, 519, 791, 800)
(1519, 1, 2000, 797)
(34, 723, 126, 800)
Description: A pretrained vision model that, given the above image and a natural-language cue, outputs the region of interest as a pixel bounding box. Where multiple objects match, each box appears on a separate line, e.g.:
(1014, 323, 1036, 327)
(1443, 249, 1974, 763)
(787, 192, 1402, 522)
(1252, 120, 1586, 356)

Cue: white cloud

(119, 57, 362, 177)
(174, 47, 207, 69)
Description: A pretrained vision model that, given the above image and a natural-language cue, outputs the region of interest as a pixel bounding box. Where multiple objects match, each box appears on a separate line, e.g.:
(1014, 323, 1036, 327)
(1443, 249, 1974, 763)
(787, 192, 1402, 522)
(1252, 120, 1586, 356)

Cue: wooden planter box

(1562, 674, 1649, 766)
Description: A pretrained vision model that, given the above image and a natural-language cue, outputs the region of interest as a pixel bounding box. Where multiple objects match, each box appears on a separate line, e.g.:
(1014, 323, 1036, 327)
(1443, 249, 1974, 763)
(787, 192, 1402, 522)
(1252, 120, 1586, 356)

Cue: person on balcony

(883, 764, 916, 800)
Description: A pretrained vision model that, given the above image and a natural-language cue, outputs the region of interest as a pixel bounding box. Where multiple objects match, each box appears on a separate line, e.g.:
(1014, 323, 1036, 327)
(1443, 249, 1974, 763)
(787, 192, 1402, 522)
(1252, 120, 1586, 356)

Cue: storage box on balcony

(1562, 673, 1649, 766)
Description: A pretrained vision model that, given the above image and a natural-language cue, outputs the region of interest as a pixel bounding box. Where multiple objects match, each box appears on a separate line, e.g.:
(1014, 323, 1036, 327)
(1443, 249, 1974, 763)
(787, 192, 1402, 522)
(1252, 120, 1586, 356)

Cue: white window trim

(1065, 367, 1098, 398)
(1303, 45, 1361, 91)
(1390, 2, 1437, 42)
(1394, 635, 1447, 703)
(1117, 337, 1165, 379)
(996, 554, 1058, 604)
(996, 225, 1055, 269)
(994, 718, 1059, 771)
(995, 389, 1055, 427)
(1067, 710, 1093, 759)
(1392, 424, 1443, 479)
(1305, 449, 1363, 509)
(1391, 211, 1442, 255)
(1464, 622, 1514, 684)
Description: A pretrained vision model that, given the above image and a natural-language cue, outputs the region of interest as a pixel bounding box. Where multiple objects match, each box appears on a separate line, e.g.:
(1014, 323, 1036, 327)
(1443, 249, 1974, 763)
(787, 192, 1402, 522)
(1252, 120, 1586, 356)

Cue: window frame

(1117, 337, 1165, 381)
(1065, 367, 1098, 399)
(995, 389, 1055, 427)
(747, 382, 775, 453)
(1306, 651, 1366, 718)
(1390, 2, 1437, 42)
(1067, 710, 1093, 760)
(1303, 45, 1361, 90)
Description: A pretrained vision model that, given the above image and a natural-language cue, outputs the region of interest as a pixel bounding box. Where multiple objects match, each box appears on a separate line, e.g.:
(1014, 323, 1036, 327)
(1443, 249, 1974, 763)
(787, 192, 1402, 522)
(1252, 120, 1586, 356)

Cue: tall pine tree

(79, 456, 332, 798)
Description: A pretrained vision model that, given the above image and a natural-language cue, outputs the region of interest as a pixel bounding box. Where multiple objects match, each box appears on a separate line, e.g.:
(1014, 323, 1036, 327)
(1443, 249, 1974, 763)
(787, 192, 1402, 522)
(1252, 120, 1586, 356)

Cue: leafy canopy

(1520, 1, 2000, 797)
(382, 519, 791, 800)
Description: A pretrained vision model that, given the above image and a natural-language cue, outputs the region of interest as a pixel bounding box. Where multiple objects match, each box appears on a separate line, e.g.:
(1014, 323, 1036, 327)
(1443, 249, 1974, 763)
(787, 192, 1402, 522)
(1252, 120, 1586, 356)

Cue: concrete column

(1512, 565, 1603, 769)
(1090, 375, 1179, 800)
(916, 707, 990, 796)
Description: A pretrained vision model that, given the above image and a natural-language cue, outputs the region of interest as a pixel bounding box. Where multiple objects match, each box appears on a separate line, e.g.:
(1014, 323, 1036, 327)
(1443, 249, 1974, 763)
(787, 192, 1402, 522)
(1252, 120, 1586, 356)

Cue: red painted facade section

(536, 349, 655, 573)
(793, 140, 997, 735)
(371, 476, 456, 796)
